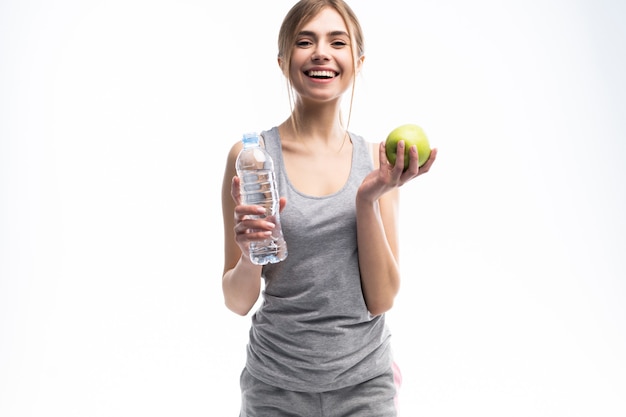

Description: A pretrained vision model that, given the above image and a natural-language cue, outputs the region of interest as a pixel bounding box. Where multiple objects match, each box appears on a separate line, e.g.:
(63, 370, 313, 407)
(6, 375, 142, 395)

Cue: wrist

(355, 192, 378, 208)
(238, 252, 259, 269)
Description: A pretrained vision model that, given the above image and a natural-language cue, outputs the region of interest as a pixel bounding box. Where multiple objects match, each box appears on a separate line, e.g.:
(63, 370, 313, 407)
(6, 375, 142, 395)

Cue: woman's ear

(356, 55, 365, 74)
(278, 57, 291, 77)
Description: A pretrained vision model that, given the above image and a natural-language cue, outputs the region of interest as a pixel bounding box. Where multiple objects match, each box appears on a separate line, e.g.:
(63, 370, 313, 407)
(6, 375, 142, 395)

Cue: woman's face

(286, 7, 363, 105)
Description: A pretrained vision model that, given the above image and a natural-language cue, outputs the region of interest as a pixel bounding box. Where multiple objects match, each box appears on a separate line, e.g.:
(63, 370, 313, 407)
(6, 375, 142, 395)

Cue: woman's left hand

(357, 140, 437, 203)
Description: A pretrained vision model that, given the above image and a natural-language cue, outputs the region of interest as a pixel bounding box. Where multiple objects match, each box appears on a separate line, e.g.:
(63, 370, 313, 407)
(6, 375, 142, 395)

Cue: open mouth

(305, 70, 338, 79)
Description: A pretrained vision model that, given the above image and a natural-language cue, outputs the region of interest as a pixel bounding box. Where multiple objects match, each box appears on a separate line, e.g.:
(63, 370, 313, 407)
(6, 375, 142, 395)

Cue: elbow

(233, 308, 250, 317)
(222, 272, 259, 317)
(225, 299, 252, 317)
(366, 298, 394, 317)
(364, 283, 399, 316)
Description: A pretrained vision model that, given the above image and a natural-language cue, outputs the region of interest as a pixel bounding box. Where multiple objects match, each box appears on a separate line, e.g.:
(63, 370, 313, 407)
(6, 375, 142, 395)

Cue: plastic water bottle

(235, 132, 288, 265)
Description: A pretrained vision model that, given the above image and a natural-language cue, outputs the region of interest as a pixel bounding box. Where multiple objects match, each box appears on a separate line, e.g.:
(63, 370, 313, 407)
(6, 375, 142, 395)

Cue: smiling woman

(220, 0, 437, 415)
(1, 0, 625, 416)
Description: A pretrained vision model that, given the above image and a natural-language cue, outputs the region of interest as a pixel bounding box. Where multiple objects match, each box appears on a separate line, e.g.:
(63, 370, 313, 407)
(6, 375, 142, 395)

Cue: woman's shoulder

(349, 131, 379, 165)
(258, 126, 278, 147)
(226, 127, 278, 155)
(348, 130, 377, 145)
(260, 126, 279, 138)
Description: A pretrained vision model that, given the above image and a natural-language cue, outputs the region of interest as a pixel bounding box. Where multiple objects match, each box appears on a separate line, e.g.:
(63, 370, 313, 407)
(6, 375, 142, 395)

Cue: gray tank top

(245, 126, 392, 393)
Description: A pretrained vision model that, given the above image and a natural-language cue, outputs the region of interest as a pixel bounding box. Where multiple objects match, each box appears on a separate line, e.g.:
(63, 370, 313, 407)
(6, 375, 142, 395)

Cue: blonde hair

(277, 0, 365, 134)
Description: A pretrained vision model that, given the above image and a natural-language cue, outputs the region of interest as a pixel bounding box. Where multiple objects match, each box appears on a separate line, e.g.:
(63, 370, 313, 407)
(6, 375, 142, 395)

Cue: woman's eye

(332, 40, 347, 47)
(296, 40, 313, 47)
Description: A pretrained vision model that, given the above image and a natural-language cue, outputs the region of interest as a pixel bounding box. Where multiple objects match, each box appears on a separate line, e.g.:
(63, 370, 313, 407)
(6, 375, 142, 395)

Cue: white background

(1, 0, 625, 416)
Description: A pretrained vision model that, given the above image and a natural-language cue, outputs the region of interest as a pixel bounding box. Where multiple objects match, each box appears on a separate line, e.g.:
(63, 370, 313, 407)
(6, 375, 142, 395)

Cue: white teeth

(308, 70, 336, 78)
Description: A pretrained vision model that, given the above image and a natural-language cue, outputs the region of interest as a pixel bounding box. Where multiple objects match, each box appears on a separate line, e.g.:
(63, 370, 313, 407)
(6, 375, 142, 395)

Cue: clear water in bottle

(236, 133, 288, 265)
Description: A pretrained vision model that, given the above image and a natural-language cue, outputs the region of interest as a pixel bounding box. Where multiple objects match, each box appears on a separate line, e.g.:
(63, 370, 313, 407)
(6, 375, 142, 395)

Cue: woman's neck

(280, 99, 347, 148)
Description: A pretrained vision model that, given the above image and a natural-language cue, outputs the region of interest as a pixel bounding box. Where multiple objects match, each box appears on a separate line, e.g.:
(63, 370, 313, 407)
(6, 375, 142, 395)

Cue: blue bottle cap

(242, 132, 260, 145)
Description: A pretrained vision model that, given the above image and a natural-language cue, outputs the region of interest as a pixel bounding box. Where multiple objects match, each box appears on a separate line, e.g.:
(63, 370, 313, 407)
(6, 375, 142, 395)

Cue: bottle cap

(242, 132, 260, 146)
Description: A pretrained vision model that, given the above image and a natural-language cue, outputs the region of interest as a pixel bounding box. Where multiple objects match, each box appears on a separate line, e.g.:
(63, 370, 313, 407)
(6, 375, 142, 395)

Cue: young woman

(221, 0, 437, 415)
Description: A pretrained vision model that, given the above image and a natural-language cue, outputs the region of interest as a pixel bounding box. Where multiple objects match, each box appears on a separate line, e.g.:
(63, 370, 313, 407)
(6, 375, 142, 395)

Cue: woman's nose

(311, 44, 330, 61)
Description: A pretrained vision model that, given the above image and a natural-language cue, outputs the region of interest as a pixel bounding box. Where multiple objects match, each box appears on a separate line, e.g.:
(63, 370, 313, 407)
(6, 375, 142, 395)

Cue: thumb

(231, 176, 242, 204)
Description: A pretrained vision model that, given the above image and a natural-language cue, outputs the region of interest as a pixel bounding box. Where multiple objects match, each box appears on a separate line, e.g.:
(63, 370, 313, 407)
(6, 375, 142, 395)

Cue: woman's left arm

(356, 140, 437, 316)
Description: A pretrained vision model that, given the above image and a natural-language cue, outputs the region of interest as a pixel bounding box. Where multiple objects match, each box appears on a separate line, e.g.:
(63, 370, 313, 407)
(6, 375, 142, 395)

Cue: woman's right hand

(231, 176, 287, 259)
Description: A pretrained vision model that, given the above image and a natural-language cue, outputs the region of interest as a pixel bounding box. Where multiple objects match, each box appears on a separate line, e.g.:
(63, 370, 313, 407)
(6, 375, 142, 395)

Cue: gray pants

(239, 366, 398, 417)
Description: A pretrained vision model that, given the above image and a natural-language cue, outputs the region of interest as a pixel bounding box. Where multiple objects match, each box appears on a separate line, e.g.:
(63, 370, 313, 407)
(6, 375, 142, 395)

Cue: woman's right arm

(221, 142, 264, 316)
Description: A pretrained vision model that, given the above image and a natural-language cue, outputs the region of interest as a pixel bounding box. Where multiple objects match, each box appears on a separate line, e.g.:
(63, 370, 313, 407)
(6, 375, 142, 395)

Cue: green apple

(385, 123, 431, 170)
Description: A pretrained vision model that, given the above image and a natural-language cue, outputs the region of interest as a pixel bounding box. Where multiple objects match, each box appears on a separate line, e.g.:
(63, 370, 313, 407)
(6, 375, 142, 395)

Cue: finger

(234, 219, 274, 242)
(231, 176, 241, 204)
(234, 204, 266, 222)
(403, 144, 420, 176)
(394, 140, 406, 173)
(418, 147, 438, 174)
(234, 227, 270, 247)
(379, 141, 389, 167)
